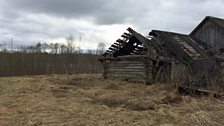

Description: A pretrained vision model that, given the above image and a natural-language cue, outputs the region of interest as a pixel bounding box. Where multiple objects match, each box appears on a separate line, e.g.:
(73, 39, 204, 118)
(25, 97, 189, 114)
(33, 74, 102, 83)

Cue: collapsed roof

(103, 27, 150, 57)
(101, 18, 224, 92)
(103, 27, 214, 64)
(149, 30, 213, 62)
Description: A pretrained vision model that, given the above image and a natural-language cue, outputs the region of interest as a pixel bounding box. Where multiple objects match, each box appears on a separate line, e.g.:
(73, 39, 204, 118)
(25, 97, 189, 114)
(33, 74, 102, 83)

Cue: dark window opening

(220, 48, 224, 54)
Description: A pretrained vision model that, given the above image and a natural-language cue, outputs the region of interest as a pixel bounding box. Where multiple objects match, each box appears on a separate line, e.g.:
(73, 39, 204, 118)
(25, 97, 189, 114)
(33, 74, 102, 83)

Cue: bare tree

(3, 42, 7, 52)
(60, 44, 67, 54)
(76, 46, 83, 54)
(35, 42, 42, 53)
(10, 37, 13, 52)
(49, 43, 54, 54)
(66, 35, 75, 53)
(26, 45, 36, 53)
(0, 44, 3, 52)
(86, 49, 96, 55)
(41, 43, 49, 53)
(53, 43, 60, 54)
(96, 42, 106, 55)
(19, 45, 28, 53)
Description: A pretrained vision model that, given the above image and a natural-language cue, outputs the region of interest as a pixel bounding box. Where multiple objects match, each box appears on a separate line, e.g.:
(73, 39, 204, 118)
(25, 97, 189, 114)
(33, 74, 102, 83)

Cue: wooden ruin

(99, 28, 151, 83)
(99, 16, 224, 94)
(191, 16, 224, 53)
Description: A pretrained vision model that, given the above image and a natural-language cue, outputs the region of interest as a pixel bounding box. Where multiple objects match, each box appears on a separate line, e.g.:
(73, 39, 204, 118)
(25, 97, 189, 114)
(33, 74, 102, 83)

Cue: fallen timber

(178, 86, 224, 99)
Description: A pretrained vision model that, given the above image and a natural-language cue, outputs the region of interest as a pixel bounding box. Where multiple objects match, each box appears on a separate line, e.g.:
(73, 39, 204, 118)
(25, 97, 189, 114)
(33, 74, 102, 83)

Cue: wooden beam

(134, 49, 140, 52)
(100, 55, 148, 61)
(117, 55, 147, 58)
(178, 86, 224, 99)
(122, 34, 130, 39)
(127, 27, 133, 32)
(106, 49, 112, 52)
(116, 39, 126, 44)
(134, 46, 144, 50)
(114, 43, 123, 47)
(133, 50, 138, 53)
(111, 44, 119, 49)
(124, 32, 131, 37)
(108, 47, 115, 51)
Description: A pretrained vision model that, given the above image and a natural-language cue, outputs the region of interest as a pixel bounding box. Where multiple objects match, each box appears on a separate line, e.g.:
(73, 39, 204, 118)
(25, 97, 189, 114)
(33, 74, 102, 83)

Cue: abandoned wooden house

(99, 28, 151, 83)
(99, 28, 214, 85)
(191, 16, 224, 53)
(99, 16, 224, 92)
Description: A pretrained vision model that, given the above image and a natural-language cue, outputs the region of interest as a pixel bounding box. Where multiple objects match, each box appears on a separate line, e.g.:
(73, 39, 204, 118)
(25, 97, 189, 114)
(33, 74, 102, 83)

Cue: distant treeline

(0, 36, 106, 55)
(0, 52, 102, 77)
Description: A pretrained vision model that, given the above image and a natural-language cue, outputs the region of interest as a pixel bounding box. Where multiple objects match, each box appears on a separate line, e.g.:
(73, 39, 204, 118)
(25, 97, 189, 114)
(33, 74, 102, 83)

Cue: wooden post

(144, 59, 152, 84)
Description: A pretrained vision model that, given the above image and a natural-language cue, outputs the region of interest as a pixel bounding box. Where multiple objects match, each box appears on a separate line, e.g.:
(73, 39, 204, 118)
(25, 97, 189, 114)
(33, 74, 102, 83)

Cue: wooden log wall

(103, 57, 152, 84)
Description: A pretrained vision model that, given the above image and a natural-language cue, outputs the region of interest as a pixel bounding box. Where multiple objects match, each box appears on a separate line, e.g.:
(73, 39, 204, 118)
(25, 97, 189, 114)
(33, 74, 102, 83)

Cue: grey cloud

(8, 0, 105, 15)
(5, 0, 159, 25)
(2, 0, 224, 27)
(6, 0, 113, 24)
(1, 0, 224, 49)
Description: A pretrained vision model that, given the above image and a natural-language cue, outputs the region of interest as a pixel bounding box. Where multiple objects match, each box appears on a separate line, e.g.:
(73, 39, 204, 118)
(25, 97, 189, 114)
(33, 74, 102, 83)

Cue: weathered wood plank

(108, 68, 144, 71)
(108, 61, 144, 64)
(111, 44, 120, 49)
(107, 70, 144, 74)
(108, 66, 144, 69)
(107, 74, 144, 79)
(121, 34, 130, 39)
(107, 66, 144, 69)
(114, 43, 122, 47)
(191, 19, 224, 52)
(101, 57, 147, 62)
(108, 47, 115, 51)
(107, 64, 144, 67)
(103, 58, 154, 84)
(116, 39, 126, 44)
(107, 73, 145, 77)
(108, 64, 144, 67)
(124, 32, 131, 37)
(178, 86, 224, 99)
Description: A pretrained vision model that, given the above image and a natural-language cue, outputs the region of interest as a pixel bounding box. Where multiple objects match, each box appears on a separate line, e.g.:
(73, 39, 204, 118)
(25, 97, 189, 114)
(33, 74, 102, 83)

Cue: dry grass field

(0, 74, 224, 126)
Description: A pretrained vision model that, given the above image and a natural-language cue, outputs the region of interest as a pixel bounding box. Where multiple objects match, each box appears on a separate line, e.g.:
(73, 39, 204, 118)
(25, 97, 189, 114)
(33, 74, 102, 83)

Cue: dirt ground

(0, 74, 224, 126)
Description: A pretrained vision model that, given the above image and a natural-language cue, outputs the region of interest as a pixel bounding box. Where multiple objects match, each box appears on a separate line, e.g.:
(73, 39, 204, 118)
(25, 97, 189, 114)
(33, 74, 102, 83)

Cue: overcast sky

(1, 0, 224, 49)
